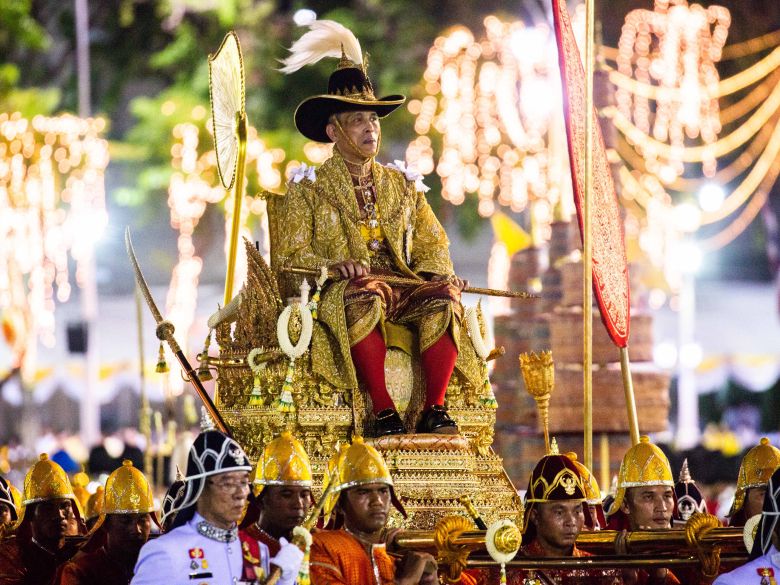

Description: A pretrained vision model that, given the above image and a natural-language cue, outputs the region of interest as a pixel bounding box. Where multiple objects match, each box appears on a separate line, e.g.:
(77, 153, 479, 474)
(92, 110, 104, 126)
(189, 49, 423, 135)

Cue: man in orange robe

(310, 437, 476, 585)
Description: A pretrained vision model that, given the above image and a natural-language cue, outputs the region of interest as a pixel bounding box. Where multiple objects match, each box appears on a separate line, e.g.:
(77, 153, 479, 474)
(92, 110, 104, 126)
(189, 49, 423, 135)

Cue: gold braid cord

(434, 516, 474, 584)
(685, 512, 723, 581)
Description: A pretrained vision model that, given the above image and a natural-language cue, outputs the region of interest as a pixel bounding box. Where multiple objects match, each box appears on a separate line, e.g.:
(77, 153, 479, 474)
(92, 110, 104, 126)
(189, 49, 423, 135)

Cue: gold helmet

(22, 453, 77, 506)
(253, 431, 312, 497)
(322, 437, 403, 521)
(88, 460, 157, 536)
(85, 486, 105, 522)
(71, 468, 90, 518)
(728, 437, 780, 518)
(104, 460, 155, 515)
(607, 436, 673, 516)
(14, 453, 80, 529)
(565, 452, 601, 504)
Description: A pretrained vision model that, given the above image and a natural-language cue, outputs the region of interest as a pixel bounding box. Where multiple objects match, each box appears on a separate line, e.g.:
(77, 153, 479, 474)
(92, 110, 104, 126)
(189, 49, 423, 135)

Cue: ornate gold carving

(434, 515, 474, 584)
(520, 350, 555, 452)
(685, 512, 723, 580)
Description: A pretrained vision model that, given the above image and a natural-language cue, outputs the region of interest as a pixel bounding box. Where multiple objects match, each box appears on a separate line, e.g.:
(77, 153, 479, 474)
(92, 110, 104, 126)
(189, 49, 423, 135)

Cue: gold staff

(125, 228, 232, 436)
(281, 265, 537, 299)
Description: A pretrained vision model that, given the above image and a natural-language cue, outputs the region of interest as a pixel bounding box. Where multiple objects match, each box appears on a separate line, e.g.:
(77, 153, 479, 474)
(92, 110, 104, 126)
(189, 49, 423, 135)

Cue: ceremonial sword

(125, 228, 232, 436)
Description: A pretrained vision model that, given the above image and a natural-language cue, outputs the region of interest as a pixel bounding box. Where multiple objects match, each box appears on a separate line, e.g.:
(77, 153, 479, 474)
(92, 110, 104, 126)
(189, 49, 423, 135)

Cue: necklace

(346, 164, 383, 254)
(197, 520, 238, 543)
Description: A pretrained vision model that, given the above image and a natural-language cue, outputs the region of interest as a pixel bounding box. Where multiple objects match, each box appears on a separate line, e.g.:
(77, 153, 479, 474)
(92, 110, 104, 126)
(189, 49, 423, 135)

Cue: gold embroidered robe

(277, 150, 481, 391)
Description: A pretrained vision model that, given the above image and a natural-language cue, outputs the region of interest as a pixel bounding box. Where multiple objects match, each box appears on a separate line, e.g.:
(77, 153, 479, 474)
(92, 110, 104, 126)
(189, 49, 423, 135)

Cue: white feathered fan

(208, 31, 246, 190)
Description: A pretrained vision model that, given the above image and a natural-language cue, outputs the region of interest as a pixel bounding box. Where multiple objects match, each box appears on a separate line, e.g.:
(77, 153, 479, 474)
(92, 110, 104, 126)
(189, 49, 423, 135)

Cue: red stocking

(350, 328, 394, 414)
(421, 334, 458, 409)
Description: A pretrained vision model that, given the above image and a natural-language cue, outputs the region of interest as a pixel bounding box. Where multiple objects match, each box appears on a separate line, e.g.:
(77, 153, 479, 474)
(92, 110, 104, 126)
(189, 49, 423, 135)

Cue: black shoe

(416, 405, 459, 434)
(374, 408, 406, 437)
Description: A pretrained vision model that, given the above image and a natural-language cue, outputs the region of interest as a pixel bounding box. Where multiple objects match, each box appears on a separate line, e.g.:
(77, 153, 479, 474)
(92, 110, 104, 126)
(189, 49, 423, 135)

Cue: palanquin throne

(204, 208, 522, 528)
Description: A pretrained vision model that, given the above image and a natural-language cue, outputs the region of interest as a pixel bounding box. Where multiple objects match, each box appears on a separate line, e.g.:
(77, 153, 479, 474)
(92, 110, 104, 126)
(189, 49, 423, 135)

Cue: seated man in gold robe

(278, 21, 474, 437)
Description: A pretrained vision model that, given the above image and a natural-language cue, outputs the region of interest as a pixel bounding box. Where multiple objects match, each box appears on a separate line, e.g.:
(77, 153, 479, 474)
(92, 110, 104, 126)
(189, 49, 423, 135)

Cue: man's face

(105, 513, 152, 554)
(199, 471, 251, 528)
(0, 502, 12, 525)
(339, 483, 391, 535)
(745, 486, 767, 518)
(259, 485, 312, 535)
(531, 500, 584, 554)
(329, 111, 380, 159)
(31, 498, 75, 543)
(621, 485, 674, 530)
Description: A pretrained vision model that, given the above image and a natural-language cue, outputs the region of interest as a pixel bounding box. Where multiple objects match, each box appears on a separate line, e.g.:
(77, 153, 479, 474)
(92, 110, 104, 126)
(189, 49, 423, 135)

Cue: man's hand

(429, 274, 468, 291)
(395, 551, 439, 585)
(330, 260, 369, 280)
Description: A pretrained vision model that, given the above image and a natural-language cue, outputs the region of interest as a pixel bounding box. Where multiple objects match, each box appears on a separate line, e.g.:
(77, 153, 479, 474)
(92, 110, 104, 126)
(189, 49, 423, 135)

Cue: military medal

(758, 567, 777, 585)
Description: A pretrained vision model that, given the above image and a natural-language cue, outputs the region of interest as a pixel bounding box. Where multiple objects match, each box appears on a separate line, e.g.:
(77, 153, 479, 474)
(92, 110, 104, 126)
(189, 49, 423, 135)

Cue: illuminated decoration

(165, 112, 286, 393)
(612, 0, 731, 177)
(601, 0, 780, 269)
(0, 112, 108, 377)
(405, 15, 590, 236)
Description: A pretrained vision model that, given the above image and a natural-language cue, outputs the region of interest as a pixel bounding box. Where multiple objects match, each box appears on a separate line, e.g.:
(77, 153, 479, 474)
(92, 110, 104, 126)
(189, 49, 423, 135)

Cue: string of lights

(0, 112, 108, 379)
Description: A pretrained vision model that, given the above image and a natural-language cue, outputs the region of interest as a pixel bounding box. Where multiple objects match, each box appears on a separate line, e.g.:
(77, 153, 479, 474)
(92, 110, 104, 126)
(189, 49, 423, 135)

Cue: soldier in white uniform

(715, 466, 780, 585)
(131, 429, 304, 585)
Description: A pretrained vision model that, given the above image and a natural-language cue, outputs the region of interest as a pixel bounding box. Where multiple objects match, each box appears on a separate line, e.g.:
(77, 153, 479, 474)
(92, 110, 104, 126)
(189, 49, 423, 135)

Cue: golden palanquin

(205, 223, 522, 529)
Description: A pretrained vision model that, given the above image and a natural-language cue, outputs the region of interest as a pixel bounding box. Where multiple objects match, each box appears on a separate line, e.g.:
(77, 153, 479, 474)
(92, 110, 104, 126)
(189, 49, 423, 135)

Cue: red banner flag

(552, 0, 631, 348)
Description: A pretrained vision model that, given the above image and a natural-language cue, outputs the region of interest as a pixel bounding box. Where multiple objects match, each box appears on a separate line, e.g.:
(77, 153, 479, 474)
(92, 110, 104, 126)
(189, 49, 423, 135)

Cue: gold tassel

(155, 343, 169, 373)
(248, 373, 264, 406)
(197, 331, 213, 381)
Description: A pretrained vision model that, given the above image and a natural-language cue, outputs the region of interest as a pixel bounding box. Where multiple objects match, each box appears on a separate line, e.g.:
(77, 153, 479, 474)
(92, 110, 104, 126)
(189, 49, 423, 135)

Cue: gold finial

(519, 350, 554, 453)
(550, 437, 559, 455)
(336, 44, 354, 70)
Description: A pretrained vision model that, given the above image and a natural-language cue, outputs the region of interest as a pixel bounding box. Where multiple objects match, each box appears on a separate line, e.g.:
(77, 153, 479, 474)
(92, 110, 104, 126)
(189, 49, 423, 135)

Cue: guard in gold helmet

(311, 437, 450, 585)
(565, 452, 606, 530)
(0, 453, 85, 585)
(240, 431, 313, 557)
(71, 468, 91, 520)
(608, 437, 679, 585)
(58, 460, 157, 585)
(727, 437, 780, 527)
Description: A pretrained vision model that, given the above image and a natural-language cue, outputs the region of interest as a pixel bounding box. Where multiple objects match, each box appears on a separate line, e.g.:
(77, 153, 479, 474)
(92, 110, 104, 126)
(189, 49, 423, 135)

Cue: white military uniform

(131, 512, 297, 585)
(714, 544, 780, 584)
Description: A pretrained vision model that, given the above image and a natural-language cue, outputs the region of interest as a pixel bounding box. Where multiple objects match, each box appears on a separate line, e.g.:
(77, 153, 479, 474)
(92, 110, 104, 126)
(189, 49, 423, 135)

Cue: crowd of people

(0, 428, 779, 584)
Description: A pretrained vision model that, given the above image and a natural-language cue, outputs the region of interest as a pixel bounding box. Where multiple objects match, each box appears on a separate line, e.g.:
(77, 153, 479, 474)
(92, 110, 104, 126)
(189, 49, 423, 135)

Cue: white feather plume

(279, 20, 362, 74)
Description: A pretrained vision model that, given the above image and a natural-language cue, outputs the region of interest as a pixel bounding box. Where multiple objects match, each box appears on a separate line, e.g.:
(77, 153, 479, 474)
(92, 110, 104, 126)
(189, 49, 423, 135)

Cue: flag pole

(583, 0, 595, 471)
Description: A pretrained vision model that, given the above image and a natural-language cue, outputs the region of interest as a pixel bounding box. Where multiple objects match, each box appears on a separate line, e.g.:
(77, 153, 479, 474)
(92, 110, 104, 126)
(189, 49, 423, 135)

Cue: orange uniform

(310, 529, 477, 585)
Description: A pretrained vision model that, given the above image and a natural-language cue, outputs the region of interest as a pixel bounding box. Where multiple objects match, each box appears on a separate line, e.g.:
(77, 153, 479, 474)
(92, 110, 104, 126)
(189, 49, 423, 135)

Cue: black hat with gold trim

(281, 20, 405, 143)
(523, 441, 587, 542)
